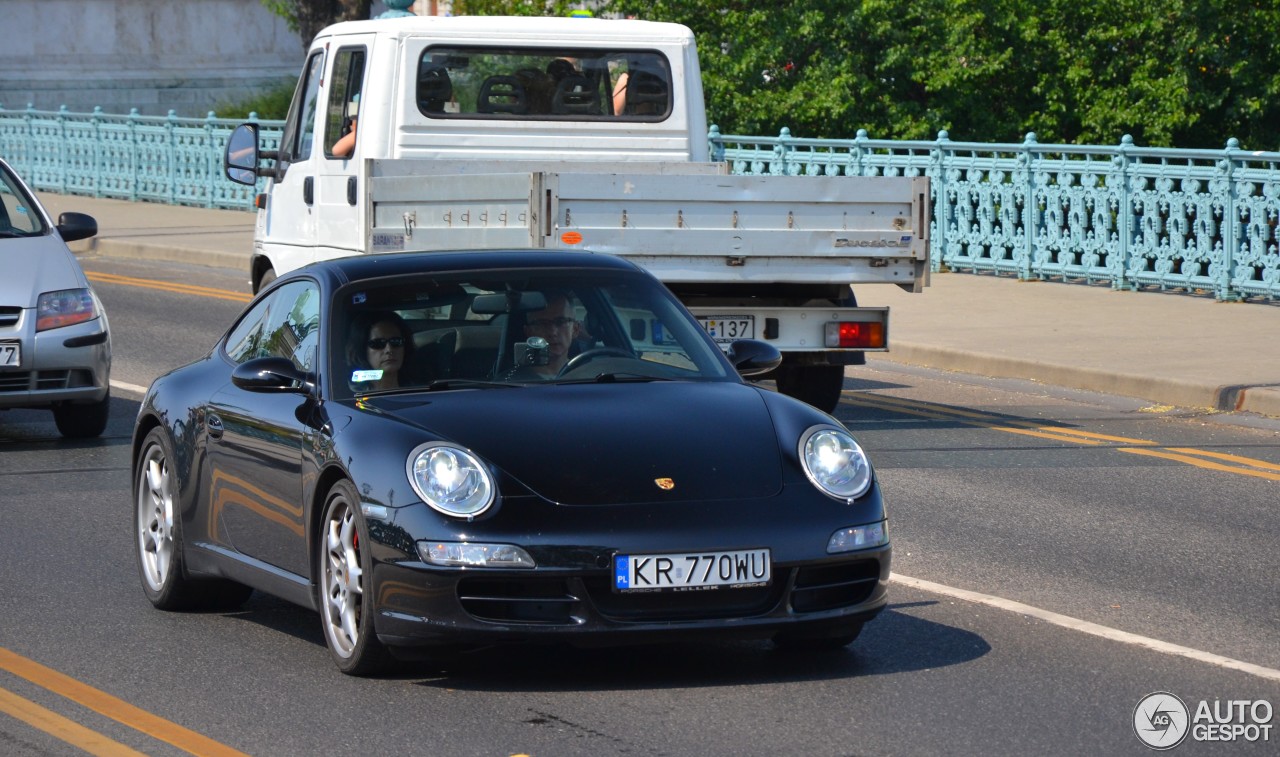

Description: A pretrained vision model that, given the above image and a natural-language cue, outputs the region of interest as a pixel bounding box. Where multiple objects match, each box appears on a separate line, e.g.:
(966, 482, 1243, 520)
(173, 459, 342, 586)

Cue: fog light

(827, 521, 888, 553)
(824, 321, 885, 348)
(417, 541, 536, 568)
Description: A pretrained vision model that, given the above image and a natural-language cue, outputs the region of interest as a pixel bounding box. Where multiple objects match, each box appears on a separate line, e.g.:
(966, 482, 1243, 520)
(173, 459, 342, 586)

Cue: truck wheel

(775, 365, 846, 414)
(255, 267, 277, 294)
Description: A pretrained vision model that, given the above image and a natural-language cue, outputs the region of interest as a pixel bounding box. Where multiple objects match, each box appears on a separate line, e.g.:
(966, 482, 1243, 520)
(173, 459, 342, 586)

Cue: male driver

(521, 290, 581, 378)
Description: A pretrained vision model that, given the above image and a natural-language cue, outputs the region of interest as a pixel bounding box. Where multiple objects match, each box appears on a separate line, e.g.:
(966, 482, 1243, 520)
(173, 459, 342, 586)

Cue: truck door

(314, 40, 371, 257)
(262, 49, 325, 269)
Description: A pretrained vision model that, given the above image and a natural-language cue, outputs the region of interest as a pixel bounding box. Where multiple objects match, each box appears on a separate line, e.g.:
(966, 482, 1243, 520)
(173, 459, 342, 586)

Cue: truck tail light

(824, 321, 884, 348)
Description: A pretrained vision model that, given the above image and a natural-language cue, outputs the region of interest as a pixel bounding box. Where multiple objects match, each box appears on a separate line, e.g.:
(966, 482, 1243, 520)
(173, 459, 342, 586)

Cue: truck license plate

(613, 549, 771, 592)
(0, 342, 19, 368)
(696, 315, 754, 342)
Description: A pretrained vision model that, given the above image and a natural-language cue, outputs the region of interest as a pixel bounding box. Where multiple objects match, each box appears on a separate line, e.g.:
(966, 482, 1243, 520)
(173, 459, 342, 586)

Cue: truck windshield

(416, 47, 671, 121)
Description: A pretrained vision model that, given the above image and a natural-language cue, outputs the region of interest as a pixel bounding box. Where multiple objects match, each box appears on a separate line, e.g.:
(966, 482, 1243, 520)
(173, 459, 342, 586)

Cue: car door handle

(207, 413, 224, 439)
(303, 176, 314, 206)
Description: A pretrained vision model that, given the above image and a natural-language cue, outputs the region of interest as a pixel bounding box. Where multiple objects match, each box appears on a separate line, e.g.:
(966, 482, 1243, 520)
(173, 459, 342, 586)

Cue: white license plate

(613, 549, 771, 592)
(0, 342, 19, 368)
(696, 315, 755, 343)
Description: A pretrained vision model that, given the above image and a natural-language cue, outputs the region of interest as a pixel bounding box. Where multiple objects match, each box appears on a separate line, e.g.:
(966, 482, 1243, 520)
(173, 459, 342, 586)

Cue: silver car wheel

(322, 498, 363, 658)
(137, 441, 174, 592)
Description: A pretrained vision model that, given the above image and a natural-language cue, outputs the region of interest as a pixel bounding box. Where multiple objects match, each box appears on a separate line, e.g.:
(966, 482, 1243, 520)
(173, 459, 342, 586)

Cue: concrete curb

(872, 343, 1280, 419)
(88, 238, 250, 272)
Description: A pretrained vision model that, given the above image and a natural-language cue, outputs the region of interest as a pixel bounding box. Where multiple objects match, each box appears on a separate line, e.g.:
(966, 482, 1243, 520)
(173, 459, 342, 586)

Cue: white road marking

(891, 573, 1280, 682)
(110, 380, 149, 397)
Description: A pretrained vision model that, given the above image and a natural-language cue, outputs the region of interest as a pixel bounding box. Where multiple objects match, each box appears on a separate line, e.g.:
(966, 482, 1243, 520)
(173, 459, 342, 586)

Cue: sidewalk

(39, 192, 1280, 420)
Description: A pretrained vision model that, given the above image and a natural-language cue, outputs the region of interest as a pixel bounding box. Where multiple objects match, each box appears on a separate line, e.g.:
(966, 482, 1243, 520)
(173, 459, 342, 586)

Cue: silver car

(0, 158, 111, 437)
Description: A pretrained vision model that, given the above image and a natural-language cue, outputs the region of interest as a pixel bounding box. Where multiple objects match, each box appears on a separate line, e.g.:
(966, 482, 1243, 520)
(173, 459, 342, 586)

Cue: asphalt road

(1, 257, 1277, 756)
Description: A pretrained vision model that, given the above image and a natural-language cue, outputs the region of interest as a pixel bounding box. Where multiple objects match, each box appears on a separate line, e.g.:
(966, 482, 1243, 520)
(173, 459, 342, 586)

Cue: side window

(259, 282, 322, 370)
(291, 51, 325, 161)
(224, 298, 272, 365)
(223, 281, 320, 368)
(326, 47, 366, 158)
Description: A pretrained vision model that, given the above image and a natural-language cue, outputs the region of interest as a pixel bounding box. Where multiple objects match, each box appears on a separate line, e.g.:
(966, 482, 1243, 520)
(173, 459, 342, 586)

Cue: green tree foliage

(260, 0, 373, 46)
(604, 0, 1279, 149)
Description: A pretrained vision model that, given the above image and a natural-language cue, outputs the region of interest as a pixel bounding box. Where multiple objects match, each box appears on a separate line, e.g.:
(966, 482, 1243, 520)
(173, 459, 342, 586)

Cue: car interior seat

(551, 74, 601, 115)
(417, 65, 454, 113)
(477, 76, 528, 115)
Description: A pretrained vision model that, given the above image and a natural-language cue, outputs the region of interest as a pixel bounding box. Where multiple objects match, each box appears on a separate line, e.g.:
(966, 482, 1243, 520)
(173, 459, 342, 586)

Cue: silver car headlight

(799, 426, 873, 502)
(36, 288, 99, 331)
(407, 442, 495, 517)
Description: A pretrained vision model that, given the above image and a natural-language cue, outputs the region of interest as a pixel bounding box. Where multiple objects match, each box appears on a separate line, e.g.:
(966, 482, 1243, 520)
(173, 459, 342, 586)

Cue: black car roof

(291, 249, 645, 288)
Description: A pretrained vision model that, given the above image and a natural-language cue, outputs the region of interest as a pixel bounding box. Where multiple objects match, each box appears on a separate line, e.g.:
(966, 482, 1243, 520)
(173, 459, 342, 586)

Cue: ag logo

(1134, 692, 1190, 750)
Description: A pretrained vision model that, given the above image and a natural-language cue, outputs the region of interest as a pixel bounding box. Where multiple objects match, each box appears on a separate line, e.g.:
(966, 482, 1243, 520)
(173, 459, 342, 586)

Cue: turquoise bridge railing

(2, 104, 1277, 301)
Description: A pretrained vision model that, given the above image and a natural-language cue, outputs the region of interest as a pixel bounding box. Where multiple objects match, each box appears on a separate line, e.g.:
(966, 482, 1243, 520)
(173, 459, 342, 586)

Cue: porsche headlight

(800, 426, 873, 501)
(407, 443, 495, 517)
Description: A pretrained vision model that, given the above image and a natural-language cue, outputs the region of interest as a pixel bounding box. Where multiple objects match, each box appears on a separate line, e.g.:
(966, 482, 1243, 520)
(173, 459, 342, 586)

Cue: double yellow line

(841, 392, 1280, 481)
(86, 272, 253, 303)
(0, 647, 246, 756)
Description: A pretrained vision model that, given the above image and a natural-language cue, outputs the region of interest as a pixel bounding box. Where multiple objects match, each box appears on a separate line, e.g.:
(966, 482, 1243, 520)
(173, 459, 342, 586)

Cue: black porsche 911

(132, 250, 890, 675)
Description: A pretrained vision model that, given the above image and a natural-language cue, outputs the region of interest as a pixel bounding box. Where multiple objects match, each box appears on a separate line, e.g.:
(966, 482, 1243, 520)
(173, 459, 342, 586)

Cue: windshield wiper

(558, 372, 675, 384)
(422, 378, 521, 391)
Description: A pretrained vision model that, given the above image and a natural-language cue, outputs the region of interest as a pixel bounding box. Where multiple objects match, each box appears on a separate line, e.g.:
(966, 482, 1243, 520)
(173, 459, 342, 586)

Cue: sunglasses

(367, 337, 405, 350)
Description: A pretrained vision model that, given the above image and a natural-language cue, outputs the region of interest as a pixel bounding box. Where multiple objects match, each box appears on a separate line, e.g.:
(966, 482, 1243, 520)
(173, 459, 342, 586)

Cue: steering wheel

(557, 347, 635, 377)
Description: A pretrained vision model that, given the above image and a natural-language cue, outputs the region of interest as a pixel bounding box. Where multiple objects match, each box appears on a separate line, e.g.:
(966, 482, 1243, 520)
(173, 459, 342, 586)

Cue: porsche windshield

(332, 268, 732, 397)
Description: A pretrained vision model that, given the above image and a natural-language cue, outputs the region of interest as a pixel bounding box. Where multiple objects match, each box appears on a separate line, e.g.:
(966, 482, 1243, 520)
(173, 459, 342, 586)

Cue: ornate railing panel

(2, 104, 1276, 300)
(711, 127, 1280, 301)
(0, 105, 283, 210)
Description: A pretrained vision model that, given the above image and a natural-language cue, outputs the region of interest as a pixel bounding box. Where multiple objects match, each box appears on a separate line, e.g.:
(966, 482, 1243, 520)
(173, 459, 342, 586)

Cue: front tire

(54, 391, 110, 438)
(255, 267, 277, 294)
(318, 480, 391, 676)
(135, 428, 252, 610)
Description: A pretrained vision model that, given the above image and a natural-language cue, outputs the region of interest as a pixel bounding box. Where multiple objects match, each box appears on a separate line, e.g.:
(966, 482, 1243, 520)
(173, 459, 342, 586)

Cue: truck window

(283, 51, 325, 162)
(416, 47, 671, 121)
(326, 47, 367, 158)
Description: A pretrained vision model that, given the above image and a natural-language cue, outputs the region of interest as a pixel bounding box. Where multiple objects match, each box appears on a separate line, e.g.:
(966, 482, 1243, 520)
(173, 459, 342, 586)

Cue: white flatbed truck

(225, 15, 929, 413)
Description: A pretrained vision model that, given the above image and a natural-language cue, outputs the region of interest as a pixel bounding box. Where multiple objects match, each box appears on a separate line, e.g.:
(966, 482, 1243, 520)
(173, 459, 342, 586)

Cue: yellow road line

(844, 392, 1280, 481)
(1163, 447, 1280, 472)
(1120, 448, 1280, 482)
(86, 271, 252, 303)
(0, 648, 250, 757)
(0, 686, 148, 757)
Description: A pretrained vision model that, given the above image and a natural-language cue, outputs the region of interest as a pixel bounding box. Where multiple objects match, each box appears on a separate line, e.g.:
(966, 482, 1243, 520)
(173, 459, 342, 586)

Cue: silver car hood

(0, 234, 85, 308)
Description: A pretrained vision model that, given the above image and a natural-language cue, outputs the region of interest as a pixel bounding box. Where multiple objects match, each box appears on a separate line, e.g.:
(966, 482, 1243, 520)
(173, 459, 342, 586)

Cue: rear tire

(54, 391, 110, 438)
(318, 480, 391, 676)
(135, 428, 252, 611)
(774, 364, 846, 414)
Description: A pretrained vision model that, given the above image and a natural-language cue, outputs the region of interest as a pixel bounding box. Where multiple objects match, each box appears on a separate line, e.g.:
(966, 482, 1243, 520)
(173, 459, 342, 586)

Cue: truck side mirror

(225, 123, 261, 185)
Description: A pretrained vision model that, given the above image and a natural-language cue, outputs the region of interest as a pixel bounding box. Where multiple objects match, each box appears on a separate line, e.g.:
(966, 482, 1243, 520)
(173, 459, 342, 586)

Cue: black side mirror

(232, 356, 314, 393)
(726, 339, 782, 377)
(225, 123, 261, 185)
(56, 212, 98, 243)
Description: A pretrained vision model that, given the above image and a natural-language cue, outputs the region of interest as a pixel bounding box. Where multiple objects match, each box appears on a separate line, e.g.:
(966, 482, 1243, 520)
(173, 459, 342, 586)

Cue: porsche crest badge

(654, 478, 675, 490)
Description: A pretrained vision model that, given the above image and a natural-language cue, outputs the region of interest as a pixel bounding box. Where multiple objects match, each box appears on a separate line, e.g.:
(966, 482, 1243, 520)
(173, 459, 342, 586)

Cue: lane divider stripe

(86, 272, 252, 303)
(890, 573, 1280, 682)
(0, 685, 149, 757)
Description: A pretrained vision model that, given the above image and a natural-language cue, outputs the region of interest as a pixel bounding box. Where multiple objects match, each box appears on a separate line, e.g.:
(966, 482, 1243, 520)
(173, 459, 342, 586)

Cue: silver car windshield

(331, 268, 731, 398)
(0, 164, 48, 237)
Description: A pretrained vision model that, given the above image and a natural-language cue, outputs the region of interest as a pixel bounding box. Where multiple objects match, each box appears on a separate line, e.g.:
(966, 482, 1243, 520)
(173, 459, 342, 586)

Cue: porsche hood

(366, 382, 786, 505)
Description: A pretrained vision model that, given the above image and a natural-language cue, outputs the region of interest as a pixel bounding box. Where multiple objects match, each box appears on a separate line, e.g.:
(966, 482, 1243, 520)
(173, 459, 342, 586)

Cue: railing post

(708, 124, 724, 163)
(932, 130, 950, 271)
(853, 128, 868, 177)
(91, 107, 103, 198)
(128, 108, 141, 202)
(57, 106, 68, 194)
(1019, 132, 1038, 280)
(774, 127, 791, 176)
(166, 110, 178, 204)
(206, 111, 218, 208)
(1116, 135, 1134, 290)
(23, 103, 35, 177)
(1219, 138, 1240, 301)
